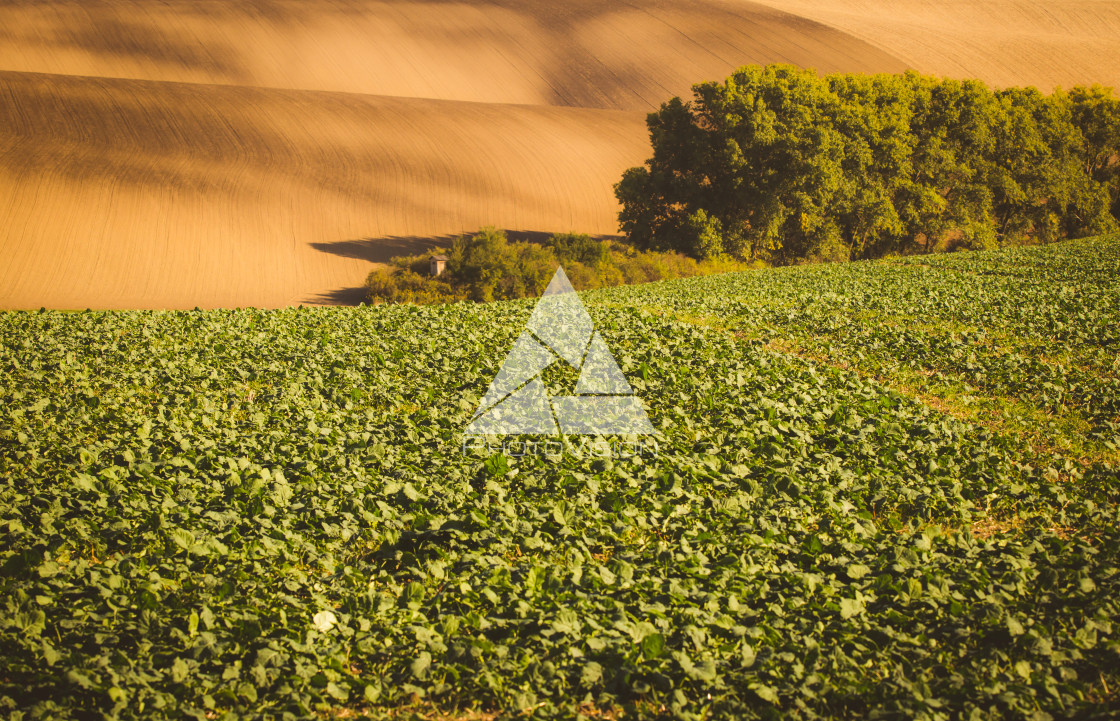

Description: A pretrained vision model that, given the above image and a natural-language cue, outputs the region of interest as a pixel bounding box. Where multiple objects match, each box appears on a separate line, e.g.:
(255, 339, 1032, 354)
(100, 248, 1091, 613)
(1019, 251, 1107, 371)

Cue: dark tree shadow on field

(310, 229, 601, 265)
(302, 286, 369, 306)
(310, 234, 453, 264)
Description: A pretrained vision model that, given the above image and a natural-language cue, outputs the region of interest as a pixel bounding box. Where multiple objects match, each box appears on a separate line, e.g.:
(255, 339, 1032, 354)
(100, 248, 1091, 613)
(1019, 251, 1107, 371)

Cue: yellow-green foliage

(365, 227, 760, 304)
(365, 269, 466, 305)
(616, 65, 1120, 263)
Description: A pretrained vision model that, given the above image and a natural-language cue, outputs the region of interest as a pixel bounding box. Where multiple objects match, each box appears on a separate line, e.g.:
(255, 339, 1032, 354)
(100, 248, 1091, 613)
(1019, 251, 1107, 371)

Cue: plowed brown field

(1, 0, 1116, 308)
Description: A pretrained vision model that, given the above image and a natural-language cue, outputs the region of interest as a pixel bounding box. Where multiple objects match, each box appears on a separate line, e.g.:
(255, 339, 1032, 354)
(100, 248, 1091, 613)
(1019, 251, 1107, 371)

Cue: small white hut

(429, 255, 448, 277)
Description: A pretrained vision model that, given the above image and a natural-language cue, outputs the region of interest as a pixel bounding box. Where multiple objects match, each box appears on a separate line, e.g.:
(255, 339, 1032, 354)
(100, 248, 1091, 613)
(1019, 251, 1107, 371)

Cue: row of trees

(615, 65, 1120, 262)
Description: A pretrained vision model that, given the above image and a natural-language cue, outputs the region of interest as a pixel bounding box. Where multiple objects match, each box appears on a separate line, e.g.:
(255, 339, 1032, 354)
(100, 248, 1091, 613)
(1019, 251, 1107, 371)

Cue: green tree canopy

(615, 65, 1120, 262)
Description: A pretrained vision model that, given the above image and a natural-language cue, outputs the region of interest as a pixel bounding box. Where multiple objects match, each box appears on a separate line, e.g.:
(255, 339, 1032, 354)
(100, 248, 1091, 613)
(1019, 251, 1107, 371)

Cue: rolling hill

(1, 0, 1118, 308)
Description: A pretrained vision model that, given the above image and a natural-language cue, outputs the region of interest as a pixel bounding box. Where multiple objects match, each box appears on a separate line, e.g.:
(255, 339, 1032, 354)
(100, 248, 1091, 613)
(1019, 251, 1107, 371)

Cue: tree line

(615, 65, 1120, 262)
(365, 228, 752, 304)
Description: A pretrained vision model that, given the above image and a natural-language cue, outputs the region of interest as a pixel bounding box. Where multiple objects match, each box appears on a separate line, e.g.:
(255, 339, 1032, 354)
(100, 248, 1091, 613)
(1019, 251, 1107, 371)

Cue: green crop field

(2, 237, 1119, 720)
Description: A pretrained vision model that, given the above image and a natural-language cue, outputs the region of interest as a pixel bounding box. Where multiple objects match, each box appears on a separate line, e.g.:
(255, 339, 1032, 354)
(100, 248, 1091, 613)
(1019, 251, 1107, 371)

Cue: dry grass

(968, 516, 1023, 540)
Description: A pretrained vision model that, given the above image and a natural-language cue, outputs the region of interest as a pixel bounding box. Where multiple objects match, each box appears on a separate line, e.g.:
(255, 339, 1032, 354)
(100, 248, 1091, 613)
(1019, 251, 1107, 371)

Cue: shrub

(365, 268, 464, 305)
(367, 228, 756, 305)
(548, 232, 610, 267)
(559, 261, 602, 291)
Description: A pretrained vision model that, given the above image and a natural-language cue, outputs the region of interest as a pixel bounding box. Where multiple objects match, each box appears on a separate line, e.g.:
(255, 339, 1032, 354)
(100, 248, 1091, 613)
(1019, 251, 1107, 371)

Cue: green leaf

(839, 597, 864, 619)
(411, 652, 432, 680)
(847, 563, 871, 579)
(751, 683, 779, 704)
(552, 609, 581, 635)
(171, 658, 190, 683)
(640, 632, 666, 660)
(740, 643, 756, 668)
(18, 609, 46, 637)
(484, 454, 509, 477)
(674, 651, 717, 681)
(41, 640, 61, 666)
(73, 473, 98, 492)
(169, 529, 194, 550)
(580, 661, 603, 686)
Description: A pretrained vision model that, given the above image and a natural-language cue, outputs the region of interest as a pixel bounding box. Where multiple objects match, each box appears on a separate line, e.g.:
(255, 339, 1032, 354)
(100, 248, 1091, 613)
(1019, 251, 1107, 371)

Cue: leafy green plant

(3, 236, 1119, 720)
